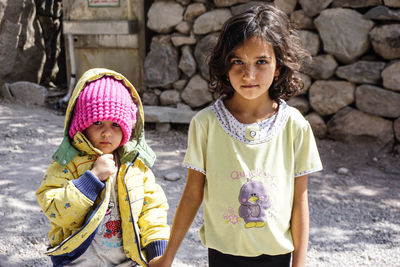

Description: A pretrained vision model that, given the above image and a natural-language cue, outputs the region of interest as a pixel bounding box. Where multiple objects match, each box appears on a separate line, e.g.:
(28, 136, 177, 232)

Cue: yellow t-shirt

(183, 99, 322, 257)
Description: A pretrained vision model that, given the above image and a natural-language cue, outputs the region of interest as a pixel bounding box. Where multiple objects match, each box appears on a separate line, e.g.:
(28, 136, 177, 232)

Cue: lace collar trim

(210, 98, 290, 144)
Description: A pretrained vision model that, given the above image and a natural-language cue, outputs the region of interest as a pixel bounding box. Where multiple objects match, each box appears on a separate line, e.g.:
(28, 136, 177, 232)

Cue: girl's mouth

(100, 141, 111, 145)
(242, 85, 257, 88)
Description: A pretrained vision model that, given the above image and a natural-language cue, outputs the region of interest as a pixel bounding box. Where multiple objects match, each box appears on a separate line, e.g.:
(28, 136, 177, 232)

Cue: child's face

(84, 121, 123, 154)
(228, 36, 279, 101)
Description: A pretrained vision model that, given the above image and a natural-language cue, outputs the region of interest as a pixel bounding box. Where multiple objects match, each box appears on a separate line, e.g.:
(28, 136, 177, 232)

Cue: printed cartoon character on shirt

(98, 201, 122, 238)
(238, 180, 271, 228)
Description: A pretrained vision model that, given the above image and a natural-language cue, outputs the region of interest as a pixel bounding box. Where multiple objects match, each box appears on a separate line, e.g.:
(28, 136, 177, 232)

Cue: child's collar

(52, 135, 79, 166)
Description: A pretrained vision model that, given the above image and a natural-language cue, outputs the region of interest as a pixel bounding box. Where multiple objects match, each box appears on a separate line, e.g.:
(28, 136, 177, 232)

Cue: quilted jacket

(36, 68, 169, 266)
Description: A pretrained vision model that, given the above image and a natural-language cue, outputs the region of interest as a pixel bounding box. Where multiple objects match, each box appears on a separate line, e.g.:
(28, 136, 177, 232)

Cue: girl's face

(84, 121, 123, 154)
(228, 36, 279, 102)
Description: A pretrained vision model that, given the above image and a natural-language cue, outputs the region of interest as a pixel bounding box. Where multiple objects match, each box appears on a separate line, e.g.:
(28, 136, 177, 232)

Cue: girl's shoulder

(191, 104, 216, 124)
(284, 102, 311, 130)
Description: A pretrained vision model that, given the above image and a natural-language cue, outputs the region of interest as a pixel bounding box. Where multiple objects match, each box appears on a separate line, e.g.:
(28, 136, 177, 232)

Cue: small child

(36, 68, 169, 267)
(150, 4, 322, 267)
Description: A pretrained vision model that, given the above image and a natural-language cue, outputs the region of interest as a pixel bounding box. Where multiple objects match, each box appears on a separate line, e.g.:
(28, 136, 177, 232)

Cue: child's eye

(93, 121, 101, 125)
(112, 123, 120, 127)
(257, 59, 268, 64)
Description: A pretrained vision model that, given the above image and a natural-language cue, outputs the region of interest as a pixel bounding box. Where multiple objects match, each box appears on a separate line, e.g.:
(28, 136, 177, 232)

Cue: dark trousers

(208, 248, 291, 267)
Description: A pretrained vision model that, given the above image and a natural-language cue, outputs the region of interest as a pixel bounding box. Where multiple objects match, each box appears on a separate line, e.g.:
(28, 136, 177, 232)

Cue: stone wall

(1, 0, 399, 149)
(143, 0, 400, 150)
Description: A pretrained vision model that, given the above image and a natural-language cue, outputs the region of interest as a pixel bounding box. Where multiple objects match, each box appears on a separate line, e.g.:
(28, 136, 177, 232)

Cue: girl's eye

(231, 59, 243, 65)
(257, 59, 268, 64)
(112, 123, 120, 127)
(93, 121, 101, 125)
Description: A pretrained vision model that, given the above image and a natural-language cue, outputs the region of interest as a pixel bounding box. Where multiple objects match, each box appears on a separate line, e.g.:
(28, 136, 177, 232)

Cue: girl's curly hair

(208, 4, 310, 101)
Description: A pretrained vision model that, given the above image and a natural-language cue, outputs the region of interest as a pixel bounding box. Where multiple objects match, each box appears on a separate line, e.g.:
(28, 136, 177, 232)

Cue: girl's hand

(91, 154, 116, 181)
(148, 255, 171, 267)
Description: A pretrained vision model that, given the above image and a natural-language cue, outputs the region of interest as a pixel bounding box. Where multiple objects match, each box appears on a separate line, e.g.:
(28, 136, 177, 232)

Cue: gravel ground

(0, 100, 399, 267)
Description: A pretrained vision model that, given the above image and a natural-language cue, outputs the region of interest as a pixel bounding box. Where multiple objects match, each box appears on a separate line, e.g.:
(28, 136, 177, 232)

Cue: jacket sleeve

(137, 165, 170, 259)
(36, 160, 104, 229)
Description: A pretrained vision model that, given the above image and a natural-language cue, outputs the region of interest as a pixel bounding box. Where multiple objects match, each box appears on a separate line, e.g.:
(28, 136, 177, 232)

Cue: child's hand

(91, 154, 116, 181)
(149, 256, 171, 267)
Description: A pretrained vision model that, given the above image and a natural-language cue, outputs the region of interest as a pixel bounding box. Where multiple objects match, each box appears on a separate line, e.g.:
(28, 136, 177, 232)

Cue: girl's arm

(149, 168, 205, 267)
(291, 174, 309, 267)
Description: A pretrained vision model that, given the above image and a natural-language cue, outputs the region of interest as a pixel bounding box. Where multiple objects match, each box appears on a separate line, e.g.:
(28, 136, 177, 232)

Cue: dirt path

(0, 100, 399, 267)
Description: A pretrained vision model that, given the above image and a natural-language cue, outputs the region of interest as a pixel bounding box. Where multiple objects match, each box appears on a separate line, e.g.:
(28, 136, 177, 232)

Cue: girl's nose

(101, 127, 112, 137)
(243, 64, 255, 79)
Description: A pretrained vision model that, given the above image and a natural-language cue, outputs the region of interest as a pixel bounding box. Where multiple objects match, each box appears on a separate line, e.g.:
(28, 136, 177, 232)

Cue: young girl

(150, 4, 322, 267)
(36, 68, 169, 267)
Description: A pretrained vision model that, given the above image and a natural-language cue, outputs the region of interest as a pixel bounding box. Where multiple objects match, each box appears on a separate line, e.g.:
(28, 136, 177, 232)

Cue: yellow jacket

(36, 69, 169, 266)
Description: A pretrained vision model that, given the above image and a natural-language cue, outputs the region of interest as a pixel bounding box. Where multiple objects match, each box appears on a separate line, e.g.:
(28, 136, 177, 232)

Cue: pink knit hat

(69, 76, 137, 147)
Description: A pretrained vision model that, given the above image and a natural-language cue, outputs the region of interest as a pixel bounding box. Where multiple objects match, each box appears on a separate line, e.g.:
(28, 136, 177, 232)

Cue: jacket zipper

(123, 152, 148, 266)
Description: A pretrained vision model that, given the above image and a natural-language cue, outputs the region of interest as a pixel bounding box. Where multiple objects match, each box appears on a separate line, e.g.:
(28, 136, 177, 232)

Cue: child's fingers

(101, 154, 114, 160)
(99, 154, 116, 165)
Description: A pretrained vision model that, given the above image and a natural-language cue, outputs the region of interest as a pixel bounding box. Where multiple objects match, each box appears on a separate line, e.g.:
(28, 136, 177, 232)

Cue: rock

(298, 30, 320, 56)
(142, 91, 159, 106)
(394, 117, 400, 142)
(364, 5, 400, 21)
(370, 24, 400, 60)
(164, 172, 182, 181)
(193, 9, 232, 35)
(337, 167, 349, 175)
(299, 0, 333, 17)
(1, 81, 48, 106)
(332, 0, 382, 8)
(156, 123, 171, 133)
(231, 2, 265, 15)
(335, 61, 386, 84)
(194, 33, 220, 80)
(184, 3, 207, 22)
(355, 85, 400, 118)
(36, 1, 64, 87)
(173, 79, 188, 91)
(175, 21, 191, 35)
(214, 0, 249, 7)
(181, 75, 213, 108)
(382, 61, 400, 91)
(0, 20, 19, 78)
(290, 10, 314, 30)
(147, 2, 184, 33)
(143, 105, 197, 123)
(177, 103, 192, 110)
(301, 54, 338, 80)
(275, 0, 297, 14)
(179, 46, 197, 77)
(287, 96, 310, 115)
(0, 0, 45, 83)
(394, 143, 400, 155)
(296, 73, 312, 95)
(327, 107, 394, 148)
(144, 35, 179, 88)
(154, 89, 162, 96)
(160, 90, 181, 107)
(176, 0, 191, 5)
(384, 0, 400, 8)
(314, 8, 374, 63)
(171, 33, 197, 47)
(309, 80, 355, 116)
(305, 112, 328, 138)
